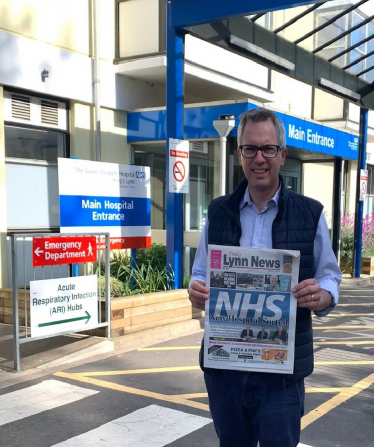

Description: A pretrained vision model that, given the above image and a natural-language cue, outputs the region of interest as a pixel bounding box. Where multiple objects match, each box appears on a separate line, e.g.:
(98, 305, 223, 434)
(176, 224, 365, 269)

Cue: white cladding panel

(5, 163, 60, 228)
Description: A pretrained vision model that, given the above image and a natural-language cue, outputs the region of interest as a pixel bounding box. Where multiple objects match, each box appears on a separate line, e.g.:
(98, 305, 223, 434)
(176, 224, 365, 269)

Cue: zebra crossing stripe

(51, 404, 212, 446)
(0, 380, 98, 426)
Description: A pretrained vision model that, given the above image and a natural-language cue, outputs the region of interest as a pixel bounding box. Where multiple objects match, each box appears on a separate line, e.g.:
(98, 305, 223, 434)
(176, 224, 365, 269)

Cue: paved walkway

(1, 276, 372, 382)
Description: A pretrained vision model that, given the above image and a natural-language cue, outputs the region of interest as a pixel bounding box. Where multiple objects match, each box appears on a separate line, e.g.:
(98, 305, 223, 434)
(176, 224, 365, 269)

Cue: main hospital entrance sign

(58, 159, 151, 250)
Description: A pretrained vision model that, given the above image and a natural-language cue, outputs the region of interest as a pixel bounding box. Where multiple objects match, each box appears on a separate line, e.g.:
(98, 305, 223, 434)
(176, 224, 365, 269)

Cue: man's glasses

(239, 145, 282, 158)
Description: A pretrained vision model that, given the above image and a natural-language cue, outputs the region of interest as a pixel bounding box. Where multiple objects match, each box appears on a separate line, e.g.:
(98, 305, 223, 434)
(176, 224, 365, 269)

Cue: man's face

(237, 119, 287, 196)
(262, 326, 265, 331)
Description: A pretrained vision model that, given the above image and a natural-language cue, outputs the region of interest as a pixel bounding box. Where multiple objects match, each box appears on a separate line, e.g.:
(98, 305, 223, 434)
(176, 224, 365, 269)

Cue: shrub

(136, 243, 167, 270)
(94, 250, 130, 278)
(362, 211, 374, 257)
(340, 211, 374, 261)
(340, 212, 355, 261)
(94, 244, 191, 295)
(117, 262, 174, 294)
(183, 274, 191, 289)
(98, 275, 124, 298)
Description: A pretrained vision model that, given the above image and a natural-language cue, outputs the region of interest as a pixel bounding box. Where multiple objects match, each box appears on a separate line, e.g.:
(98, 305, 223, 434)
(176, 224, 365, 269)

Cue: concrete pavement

(0, 276, 372, 387)
(0, 314, 204, 389)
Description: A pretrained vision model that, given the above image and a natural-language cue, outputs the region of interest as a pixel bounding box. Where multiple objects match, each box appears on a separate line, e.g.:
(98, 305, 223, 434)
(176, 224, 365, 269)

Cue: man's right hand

(188, 280, 209, 310)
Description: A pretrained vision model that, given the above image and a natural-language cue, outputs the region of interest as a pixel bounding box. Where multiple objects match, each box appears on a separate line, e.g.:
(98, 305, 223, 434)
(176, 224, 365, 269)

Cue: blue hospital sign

(58, 159, 151, 249)
(279, 113, 359, 159)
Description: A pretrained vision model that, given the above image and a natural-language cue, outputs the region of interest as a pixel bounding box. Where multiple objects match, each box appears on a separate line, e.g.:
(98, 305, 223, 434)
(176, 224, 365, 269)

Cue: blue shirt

(191, 187, 342, 317)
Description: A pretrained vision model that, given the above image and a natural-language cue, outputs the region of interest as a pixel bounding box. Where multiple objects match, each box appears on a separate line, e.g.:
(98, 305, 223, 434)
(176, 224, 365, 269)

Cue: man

(240, 324, 253, 340)
(188, 108, 341, 447)
(272, 325, 287, 343)
(256, 325, 268, 340)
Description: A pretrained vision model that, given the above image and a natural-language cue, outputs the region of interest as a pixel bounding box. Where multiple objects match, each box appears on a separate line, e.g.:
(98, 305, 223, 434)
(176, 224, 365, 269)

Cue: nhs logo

(136, 171, 146, 179)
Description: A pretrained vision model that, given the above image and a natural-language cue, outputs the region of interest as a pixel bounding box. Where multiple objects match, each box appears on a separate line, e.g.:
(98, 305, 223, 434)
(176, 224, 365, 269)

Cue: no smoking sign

(173, 161, 186, 182)
(360, 169, 368, 201)
(169, 139, 189, 193)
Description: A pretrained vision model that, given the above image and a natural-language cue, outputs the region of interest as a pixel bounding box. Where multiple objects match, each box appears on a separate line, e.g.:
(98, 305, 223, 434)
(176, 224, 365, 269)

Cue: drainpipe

(93, 0, 101, 161)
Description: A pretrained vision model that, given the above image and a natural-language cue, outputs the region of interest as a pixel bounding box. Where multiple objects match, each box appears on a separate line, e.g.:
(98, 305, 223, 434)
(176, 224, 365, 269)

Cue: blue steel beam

(170, 0, 334, 28)
(353, 108, 368, 278)
(166, 2, 184, 289)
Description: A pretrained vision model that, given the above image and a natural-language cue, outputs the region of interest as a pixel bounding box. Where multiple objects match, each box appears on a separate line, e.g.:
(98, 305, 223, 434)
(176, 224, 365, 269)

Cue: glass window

(5, 125, 67, 230)
(365, 165, 374, 215)
(349, 49, 365, 74)
(185, 143, 219, 231)
(368, 165, 374, 196)
(134, 144, 166, 230)
(5, 126, 65, 164)
(363, 54, 374, 83)
(315, 12, 347, 65)
(351, 11, 366, 52)
(134, 142, 220, 232)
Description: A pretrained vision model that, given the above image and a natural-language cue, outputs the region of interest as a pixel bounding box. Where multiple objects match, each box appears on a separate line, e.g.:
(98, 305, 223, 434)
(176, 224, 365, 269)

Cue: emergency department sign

(30, 275, 98, 338)
(33, 236, 97, 267)
(168, 139, 189, 193)
(58, 159, 151, 249)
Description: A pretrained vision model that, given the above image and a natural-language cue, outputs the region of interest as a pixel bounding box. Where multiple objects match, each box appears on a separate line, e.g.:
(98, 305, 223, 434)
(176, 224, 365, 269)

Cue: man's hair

(237, 107, 286, 148)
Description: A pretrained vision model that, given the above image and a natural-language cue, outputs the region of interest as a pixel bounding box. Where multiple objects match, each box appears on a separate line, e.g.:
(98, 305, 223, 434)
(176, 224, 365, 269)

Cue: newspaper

(204, 245, 300, 374)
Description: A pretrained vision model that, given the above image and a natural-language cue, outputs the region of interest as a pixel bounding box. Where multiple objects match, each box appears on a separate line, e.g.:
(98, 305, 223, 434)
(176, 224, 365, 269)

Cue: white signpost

(168, 138, 189, 194)
(30, 275, 98, 338)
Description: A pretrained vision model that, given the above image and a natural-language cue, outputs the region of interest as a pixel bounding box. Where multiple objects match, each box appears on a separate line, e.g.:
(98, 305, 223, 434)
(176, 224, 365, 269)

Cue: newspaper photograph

(204, 245, 300, 374)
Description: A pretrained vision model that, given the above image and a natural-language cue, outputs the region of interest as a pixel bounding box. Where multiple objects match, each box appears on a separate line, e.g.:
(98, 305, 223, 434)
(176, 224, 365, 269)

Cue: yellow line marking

(54, 372, 210, 412)
(177, 393, 208, 398)
(329, 313, 374, 317)
(306, 387, 350, 393)
(301, 372, 374, 429)
(138, 347, 200, 351)
(65, 366, 201, 377)
(313, 325, 374, 329)
(336, 303, 373, 306)
(53, 370, 374, 428)
(315, 360, 374, 365)
(340, 295, 374, 298)
(55, 359, 374, 381)
(315, 340, 374, 345)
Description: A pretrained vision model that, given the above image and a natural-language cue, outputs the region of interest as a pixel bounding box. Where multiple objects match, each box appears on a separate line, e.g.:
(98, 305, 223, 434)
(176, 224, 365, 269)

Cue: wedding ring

(311, 294, 314, 302)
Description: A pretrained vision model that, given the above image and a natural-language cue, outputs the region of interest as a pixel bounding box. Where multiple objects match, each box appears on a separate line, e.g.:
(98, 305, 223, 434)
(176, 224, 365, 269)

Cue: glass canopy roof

(248, 0, 374, 83)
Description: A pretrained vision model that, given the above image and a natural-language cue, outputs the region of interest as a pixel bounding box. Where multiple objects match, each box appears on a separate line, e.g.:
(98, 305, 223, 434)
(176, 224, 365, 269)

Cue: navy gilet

(207, 176, 323, 382)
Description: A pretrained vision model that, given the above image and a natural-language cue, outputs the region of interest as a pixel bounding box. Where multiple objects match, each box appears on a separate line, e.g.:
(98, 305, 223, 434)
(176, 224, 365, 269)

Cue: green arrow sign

(38, 311, 91, 328)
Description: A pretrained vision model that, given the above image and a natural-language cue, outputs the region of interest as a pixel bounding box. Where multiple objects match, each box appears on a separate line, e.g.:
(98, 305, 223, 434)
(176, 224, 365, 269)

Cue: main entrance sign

(33, 236, 97, 267)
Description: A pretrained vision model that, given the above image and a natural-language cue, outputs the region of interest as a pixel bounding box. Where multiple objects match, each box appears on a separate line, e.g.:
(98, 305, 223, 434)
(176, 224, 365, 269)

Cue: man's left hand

(292, 279, 333, 311)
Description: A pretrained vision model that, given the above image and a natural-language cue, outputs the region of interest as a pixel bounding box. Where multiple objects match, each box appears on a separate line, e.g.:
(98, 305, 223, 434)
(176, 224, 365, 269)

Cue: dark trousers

(204, 370, 305, 447)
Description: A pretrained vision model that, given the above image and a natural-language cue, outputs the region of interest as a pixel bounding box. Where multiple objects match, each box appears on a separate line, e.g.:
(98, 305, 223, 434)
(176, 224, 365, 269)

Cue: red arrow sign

(33, 236, 97, 267)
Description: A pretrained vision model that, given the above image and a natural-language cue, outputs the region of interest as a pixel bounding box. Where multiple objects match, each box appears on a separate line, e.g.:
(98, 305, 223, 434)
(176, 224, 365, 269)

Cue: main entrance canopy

(166, 0, 374, 285)
(172, 0, 374, 108)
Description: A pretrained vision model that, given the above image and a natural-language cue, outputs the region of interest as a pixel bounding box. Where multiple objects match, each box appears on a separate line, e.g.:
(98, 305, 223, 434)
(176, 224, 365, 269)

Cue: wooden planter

(0, 288, 204, 337)
(340, 256, 374, 276)
(361, 256, 374, 275)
